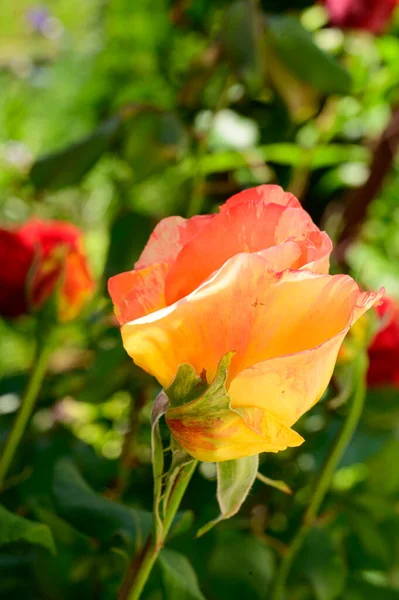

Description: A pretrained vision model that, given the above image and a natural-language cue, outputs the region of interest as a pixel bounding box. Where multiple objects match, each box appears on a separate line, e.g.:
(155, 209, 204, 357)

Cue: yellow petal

(166, 404, 303, 462)
(120, 253, 381, 393)
(229, 287, 383, 426)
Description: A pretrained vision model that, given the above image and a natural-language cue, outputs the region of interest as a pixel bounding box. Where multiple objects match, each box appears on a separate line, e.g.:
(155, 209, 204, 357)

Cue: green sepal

(197, 454, 259, 537)
(166, 351, 235, 419)
(166, 364, 208, 408)
(150, 390, 169, 543)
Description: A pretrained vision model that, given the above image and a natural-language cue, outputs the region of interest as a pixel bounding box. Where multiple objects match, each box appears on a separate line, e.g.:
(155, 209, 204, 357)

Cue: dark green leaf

(104, 210, 154, 281)
(346, 578, 399, 600)
(159, 548, 206, 600)
(222, 0, 265, 94)
(207, 531, 275, 600)
(266, 15, 352, 94)
(293, 526, 346, 600)
(0, 504, 55, 554)
(123, 111, 188, 180)
(30, 116, 121, 190)
(52, 458, 151, 550)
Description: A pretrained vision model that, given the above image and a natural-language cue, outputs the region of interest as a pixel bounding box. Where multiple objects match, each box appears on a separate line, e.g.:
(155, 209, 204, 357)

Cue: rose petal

(135, 214, 213, 270)
(58, 248, 95, 322)
(166, 403, 304, 462)
(229, 334, 349, 428)
(219, 184, 301, 212)
(19, 219, 81, 253)
(0, 228, 33, 317)
(165, 200, 330, 304)
(121, 253, 380, 390)
(108, 263, 169, 325)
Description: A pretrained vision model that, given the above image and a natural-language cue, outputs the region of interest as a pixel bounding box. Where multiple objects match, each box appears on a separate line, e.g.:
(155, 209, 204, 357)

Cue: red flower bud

(0, 219, 94, 322)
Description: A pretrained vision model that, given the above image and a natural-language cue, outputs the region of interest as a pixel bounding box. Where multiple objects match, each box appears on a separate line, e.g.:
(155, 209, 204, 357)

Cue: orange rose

(109, 185, 382, 462)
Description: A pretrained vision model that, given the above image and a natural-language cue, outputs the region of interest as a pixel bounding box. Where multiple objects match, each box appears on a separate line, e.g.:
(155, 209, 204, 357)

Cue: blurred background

(1, 0, 399, 599)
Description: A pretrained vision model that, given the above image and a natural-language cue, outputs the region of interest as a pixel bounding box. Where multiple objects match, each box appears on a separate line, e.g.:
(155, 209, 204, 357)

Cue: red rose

(368, 296, 399, 386)
(0, 219, 94, 322)
(322, 0, 398, 33)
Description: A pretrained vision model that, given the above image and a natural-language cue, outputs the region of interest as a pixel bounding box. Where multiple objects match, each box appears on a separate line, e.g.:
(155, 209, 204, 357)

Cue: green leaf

(104, 211, 154, 281)
(196, 144, 369, 175)
(159, 548, 206, 600)
(123, 111, 188, 181)
(197, 454, 258, 537)
(30, 116, 121, 190)
(266, 15, 352, 95)
(0, 504, 55, 554)
(346, 578, 399, 600)
(52, 458, 151, 550)
(207, 531, 275, 600)
(222, 0, 265, 94)
(293, 526, 346, 600)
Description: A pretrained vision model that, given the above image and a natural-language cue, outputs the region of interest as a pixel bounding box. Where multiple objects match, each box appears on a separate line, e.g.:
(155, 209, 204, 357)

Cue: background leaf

(159, 548, 206, 600)
(30, 117, 122, 190)
(52, 458, 152, 550)
(266, 15, 352, 94)
(0, 504, 55, 554)
(293, 526, 347, 600)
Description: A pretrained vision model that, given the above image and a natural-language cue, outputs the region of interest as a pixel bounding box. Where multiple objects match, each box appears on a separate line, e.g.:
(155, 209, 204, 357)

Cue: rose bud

(0, 219, 94, 322)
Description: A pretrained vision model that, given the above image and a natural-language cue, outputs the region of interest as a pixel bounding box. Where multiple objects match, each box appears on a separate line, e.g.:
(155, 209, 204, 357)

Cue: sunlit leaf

(266, 15, 352, 95)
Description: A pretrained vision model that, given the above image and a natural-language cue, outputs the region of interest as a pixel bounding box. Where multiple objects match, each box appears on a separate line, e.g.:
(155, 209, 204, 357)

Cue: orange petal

(121, 253, 381, 390)
(219, 184, 301, 212)
(135, 214, 213, 270)
(58, 247, 95, 322)
(108, 263, 169, 325)
(301, 231, 332, 274)
(165, 200, 330, 304)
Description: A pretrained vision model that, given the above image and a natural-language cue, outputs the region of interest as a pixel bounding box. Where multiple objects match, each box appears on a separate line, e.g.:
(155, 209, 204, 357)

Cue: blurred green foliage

(1, 0, 399, 598)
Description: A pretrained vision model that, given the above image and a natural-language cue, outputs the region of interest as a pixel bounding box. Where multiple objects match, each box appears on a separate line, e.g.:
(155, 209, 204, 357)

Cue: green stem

(271, 354, 368, 600)
(0, 341, 52, 491)
(119, 460, 197, 600)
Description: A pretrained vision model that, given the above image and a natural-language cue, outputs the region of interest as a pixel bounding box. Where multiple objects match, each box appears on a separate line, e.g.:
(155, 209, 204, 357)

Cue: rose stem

(271, 353, 368, 600)
(118, 460, 198, 600)
(0, 340, 52, 491)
